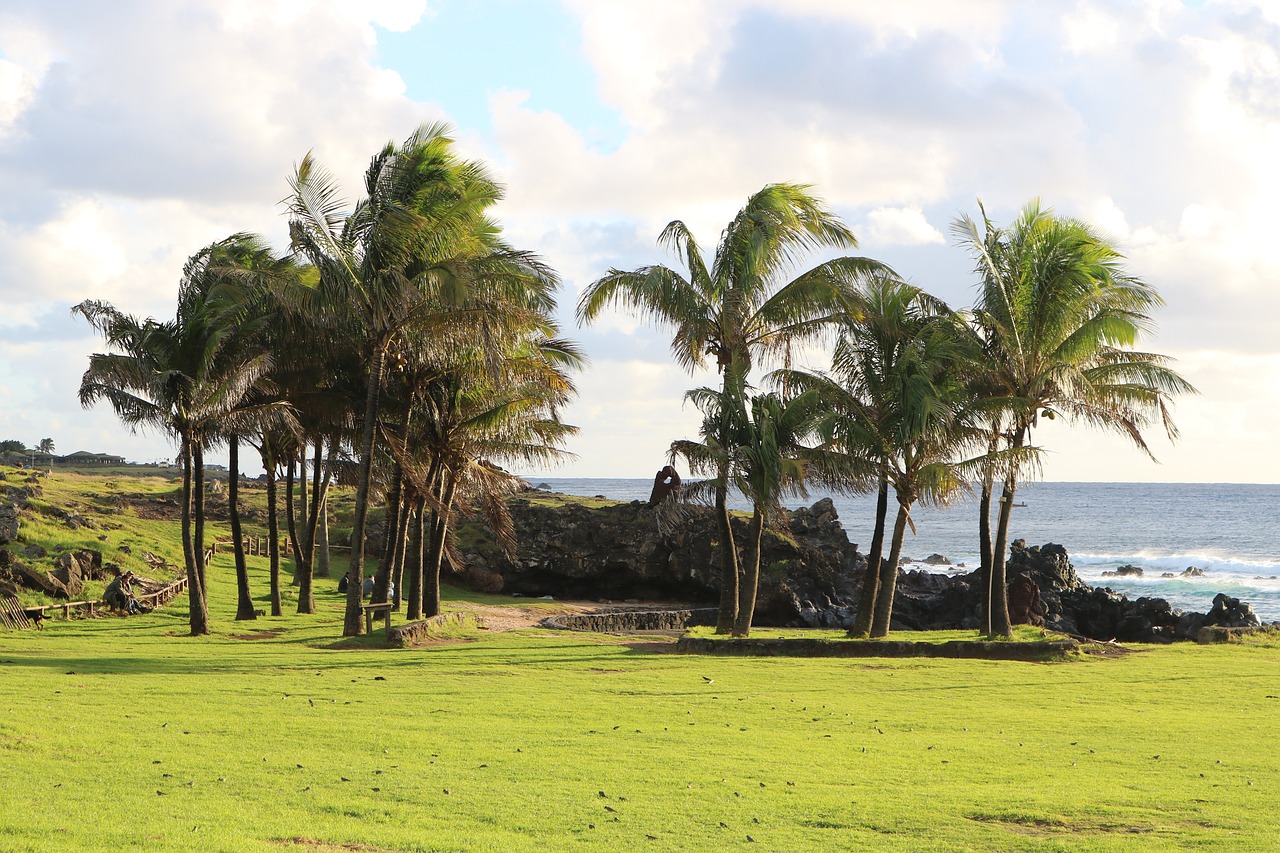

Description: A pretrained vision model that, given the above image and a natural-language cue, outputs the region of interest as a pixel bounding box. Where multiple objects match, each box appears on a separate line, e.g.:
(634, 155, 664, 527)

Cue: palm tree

(680, 371, 819, 630)
(954, 201, 1196, 637)
(75, 235, 297, 634)
(865, 321, 975, 638)
(285, 122, 516, 636)
(783, 279, 976, 637)
(199, 236, 304, 621)
(392, 318, 581, 618)
(74, 303, 212, 633)
(579, 183, 892, 631)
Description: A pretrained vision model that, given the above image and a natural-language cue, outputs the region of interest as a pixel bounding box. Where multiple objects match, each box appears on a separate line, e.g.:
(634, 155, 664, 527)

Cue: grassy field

(2, 470, 1279, 851)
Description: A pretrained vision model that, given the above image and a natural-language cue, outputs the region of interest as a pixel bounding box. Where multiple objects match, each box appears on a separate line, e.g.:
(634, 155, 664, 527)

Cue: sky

(0, 0, 1277, 483)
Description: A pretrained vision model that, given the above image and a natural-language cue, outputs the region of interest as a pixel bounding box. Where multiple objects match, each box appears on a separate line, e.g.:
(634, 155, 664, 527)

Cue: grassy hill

(0, 470, 1277, 851)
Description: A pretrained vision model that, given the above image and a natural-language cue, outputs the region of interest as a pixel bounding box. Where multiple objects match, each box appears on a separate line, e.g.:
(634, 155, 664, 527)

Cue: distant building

(56, 451, 127, 466)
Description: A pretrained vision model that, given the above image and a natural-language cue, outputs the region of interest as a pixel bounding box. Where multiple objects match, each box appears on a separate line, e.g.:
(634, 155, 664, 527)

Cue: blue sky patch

(375, 0, 626, 150)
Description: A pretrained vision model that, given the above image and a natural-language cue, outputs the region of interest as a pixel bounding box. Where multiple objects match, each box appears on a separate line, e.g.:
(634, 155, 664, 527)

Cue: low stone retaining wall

(543, 608, 717, 633)
(387, 612, 479, 648)
(675, 636, 1079, 661)
(1196, 624, 1280, 644)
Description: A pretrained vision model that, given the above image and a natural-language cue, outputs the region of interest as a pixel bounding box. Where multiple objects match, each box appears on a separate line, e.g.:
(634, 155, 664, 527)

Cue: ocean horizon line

(518, 475, 1280, 488)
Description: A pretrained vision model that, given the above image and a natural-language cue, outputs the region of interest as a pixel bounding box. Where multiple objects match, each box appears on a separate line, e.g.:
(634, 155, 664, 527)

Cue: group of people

(103, 570, 152, 615)
(337, 573, 395, 601)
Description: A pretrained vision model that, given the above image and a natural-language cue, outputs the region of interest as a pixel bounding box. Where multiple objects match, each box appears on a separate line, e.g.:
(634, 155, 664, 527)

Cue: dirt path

(447, 601, 596, 632)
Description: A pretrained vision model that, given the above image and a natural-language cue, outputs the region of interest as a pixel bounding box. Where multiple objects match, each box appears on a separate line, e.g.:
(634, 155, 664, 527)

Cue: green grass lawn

(2, 470, 1279, 851)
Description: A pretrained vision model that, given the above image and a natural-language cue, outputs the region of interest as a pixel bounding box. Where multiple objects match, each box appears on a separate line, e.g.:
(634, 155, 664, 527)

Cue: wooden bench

(362, 602, 393, 634)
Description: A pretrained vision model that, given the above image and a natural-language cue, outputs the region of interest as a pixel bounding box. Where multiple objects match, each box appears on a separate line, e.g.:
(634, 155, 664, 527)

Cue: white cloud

(540, 357, 707, 478)
(1085, 196, 1132, 241)
(1062, 2, 1122, 54)
(863, 207, 945, 246)
(1034, 347, 1280, 483)
(1, 0, 1278, 482)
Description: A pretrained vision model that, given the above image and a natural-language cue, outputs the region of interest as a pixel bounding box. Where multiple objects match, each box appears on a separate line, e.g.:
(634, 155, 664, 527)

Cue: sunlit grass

(1, 470, 1278, 851)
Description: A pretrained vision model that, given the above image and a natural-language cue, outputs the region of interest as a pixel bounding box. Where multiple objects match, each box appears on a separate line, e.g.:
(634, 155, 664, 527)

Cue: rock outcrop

(0, 483, 37, 545)
(461, 496, 860, 626)
(452, 496, 1264, 643)
(50, 549, 106, 597)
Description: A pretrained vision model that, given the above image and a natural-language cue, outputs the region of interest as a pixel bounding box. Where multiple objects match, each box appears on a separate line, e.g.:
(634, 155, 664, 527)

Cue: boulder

(921, 553, 951, 566)
(1008, 572, 1045, 626)
(1007, 541, 1084, 593)
(45, 505, 93, 530)
(8, 560, 69, 598)
(50, 549, 105, 597)
(1175, 611, 1207, 641)
(1181, 566, 1205, 577)
(0, 502, 17, 545)
(1204, 593, 1259, 629)
(1102, 564, 1143, 578)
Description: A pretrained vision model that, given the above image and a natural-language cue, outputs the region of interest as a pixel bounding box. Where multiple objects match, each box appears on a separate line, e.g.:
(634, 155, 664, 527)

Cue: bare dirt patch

(450, 601, 595, 632)
(126, 497, 182, 521)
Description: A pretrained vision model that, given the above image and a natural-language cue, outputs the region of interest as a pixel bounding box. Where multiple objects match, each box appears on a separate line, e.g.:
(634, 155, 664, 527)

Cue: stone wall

(542, 608, 717, 633)
(386, 612, 479, 648)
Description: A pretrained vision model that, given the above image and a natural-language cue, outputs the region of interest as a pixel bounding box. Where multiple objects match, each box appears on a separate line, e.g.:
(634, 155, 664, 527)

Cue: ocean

(519, 478, 1280, 622)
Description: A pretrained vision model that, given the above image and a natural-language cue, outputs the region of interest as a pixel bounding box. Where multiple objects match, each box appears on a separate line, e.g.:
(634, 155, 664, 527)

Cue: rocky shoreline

(452, 492, 1265, 643)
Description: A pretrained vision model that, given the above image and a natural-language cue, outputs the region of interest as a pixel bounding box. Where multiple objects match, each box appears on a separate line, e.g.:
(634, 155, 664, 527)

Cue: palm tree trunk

(193, 441, 207, 593)
(264, 450, 283, 616)
(285, 454, 303, 585)
(295, 441, 323, 614)
(179, 434, 196, 581)
(423, 475, 457, 619)
(372, 463, 403, 603)
(390, 488, 411, 610)
(294, 461, 315, 615)
(405, 500, 425, 621)
(297, 441, 309, 556)
(229, 436, 256, 620)
(850, 469, 888, 638)
(870, 498, 912, 639)
(978, 434, 997, 635)
(988, 474, 1018, 638)
(345, 344, 387, 637)
(314, 440, 337, 578)
(180, 435, 209, 636)
(295, 440, 308, 555)
(731, 508, 766, 637)
(302, 439, 325, 568)
(986, 426, 1025, 638)
(978, 478, 995, 635)
(316, 494, 331, 579)
(713, 477, 739, 634)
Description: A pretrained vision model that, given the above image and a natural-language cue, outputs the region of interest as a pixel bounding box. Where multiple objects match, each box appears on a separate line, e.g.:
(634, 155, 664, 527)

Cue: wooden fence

(4, 575, 190, 630)
(233, 538, 351, 556)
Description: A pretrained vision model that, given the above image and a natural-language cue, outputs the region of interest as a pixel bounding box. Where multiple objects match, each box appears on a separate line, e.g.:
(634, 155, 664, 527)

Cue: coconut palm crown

(954, 200, 1196, 636)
